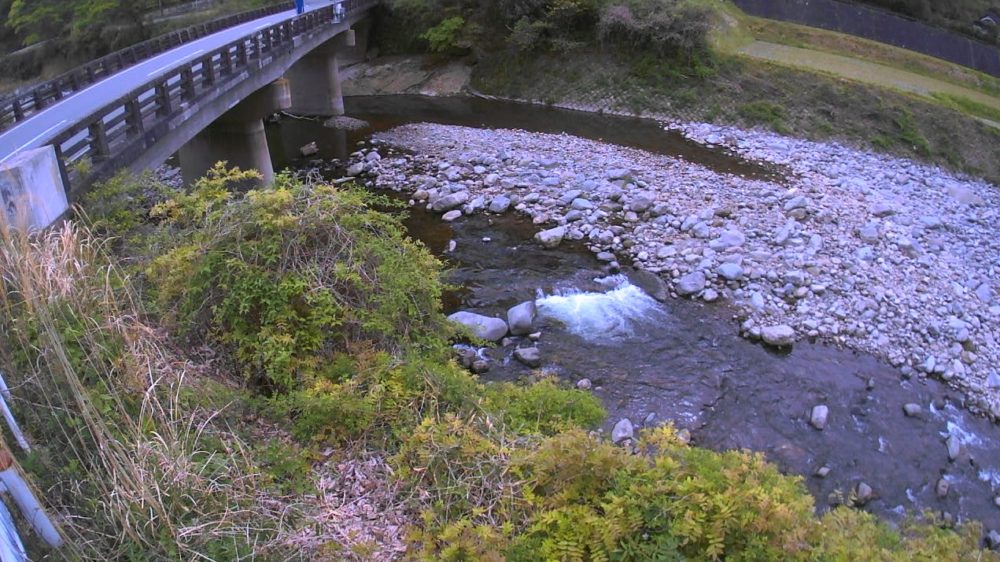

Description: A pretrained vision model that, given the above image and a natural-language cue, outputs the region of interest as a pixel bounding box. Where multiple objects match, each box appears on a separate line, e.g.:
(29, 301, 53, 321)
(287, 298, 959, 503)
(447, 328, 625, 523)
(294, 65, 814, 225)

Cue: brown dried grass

(0, 220, 293, 560)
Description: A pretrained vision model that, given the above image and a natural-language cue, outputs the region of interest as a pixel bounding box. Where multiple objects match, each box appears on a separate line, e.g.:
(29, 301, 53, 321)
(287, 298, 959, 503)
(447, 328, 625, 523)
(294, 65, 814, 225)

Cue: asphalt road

(0, 1, 335, 164)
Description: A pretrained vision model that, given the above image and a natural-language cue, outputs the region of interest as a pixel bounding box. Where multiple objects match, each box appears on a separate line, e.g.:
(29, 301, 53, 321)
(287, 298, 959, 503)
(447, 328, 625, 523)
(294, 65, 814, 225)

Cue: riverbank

(347, 120, 1000, 421)
(341, 50, 1000, 185)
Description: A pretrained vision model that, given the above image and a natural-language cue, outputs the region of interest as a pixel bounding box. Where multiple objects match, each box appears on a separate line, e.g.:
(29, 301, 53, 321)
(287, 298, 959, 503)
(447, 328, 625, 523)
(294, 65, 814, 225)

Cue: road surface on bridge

(0, 1, 336, 164)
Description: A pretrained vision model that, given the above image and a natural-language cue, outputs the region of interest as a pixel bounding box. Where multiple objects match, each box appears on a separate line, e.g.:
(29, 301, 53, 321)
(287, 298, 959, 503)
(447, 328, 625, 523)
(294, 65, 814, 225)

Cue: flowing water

(263, 95, 1000, 533)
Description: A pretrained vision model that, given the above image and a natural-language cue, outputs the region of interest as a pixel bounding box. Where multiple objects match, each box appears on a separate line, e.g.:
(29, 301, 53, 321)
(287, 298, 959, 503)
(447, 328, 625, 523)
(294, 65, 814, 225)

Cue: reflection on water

(265, 95, 780, 181)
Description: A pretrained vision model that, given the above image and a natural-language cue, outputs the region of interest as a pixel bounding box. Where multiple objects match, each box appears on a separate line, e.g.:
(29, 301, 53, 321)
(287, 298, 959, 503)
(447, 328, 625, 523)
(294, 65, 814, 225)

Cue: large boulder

(676, 271, 706, 297)
(761, 325, 796, 347)
(488, 195, 511, 214)
(612, 418, 634, 444)
(431, 191, 470, 212)
(514, 346, 542, 368)
(809, 404, 829, 430)
(448, 311, 508, 341)
(507, 301, 537, 336)
(717, 263, 744, 282)
(629, 269, 668, 302)
(535, 226, 566, 249)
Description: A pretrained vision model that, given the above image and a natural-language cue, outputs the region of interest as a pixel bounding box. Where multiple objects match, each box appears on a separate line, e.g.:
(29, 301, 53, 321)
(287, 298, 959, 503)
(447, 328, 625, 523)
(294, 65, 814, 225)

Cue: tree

(7, 0, 150, 52)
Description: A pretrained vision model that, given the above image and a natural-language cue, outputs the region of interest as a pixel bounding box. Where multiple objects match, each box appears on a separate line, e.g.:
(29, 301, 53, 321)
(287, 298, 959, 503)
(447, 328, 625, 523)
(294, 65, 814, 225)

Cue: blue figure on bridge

(294, 0, 305, 14)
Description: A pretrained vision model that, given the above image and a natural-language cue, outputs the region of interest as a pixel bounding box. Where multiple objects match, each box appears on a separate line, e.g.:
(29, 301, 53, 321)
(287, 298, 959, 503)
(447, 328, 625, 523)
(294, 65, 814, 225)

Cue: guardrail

(47, 0, 376, 194)
(0, 2, 295, 133)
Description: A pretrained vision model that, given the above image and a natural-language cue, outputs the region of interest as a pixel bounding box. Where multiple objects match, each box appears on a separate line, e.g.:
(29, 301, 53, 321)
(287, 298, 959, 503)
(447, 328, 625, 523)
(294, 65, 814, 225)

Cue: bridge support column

(180, 119, 274, 185)
(338, 20, 370, 66)
(286, 31, 356, 116)
(179, 79, 290, 185)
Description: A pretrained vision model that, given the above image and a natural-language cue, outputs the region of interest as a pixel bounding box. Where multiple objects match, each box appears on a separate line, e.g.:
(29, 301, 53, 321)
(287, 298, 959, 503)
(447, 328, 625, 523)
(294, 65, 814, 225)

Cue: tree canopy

(7, 0, 147, 52)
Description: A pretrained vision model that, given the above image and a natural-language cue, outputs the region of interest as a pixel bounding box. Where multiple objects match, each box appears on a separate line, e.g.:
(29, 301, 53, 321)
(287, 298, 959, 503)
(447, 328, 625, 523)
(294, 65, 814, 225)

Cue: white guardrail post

(0, 372, 64, 559)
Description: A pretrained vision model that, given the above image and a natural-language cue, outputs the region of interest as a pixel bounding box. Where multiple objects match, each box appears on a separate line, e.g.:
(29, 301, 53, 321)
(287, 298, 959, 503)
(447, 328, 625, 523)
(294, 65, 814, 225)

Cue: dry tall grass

(0, 220, 291, 560)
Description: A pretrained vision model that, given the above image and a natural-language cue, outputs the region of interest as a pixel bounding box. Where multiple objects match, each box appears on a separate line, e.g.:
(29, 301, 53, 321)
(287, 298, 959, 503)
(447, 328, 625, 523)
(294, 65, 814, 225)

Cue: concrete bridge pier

(179, 79, 290, 185)
(338, 20, 370, 66)
(286, 30, 356, 116)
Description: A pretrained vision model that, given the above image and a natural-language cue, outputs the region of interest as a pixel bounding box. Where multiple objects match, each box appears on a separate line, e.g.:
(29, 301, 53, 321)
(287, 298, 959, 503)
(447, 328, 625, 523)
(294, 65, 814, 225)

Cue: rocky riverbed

(347, 121, 1000, 420)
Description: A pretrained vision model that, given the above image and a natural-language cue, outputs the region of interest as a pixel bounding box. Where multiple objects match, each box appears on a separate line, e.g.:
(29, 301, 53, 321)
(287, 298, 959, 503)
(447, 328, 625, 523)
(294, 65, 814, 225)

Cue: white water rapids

(534, 275, 666, 343)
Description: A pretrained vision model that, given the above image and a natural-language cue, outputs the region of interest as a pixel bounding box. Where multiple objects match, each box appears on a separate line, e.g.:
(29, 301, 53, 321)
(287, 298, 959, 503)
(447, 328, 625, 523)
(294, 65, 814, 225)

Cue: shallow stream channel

(264, 95, 1000, 535)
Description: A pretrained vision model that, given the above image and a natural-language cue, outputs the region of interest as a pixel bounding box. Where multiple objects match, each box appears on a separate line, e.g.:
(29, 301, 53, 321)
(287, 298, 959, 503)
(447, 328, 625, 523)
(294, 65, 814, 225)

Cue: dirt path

(739, 40, 1000, 128)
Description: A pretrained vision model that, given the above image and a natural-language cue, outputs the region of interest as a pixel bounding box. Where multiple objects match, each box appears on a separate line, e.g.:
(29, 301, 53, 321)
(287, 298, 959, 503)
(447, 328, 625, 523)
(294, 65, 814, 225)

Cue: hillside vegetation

(376, 0, 1000, 182)
(0, 0, 272, 92)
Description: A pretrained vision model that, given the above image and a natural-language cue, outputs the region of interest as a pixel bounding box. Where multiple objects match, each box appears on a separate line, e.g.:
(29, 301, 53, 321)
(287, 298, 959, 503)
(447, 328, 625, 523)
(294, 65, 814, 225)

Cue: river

(262, 95, 1000, 534)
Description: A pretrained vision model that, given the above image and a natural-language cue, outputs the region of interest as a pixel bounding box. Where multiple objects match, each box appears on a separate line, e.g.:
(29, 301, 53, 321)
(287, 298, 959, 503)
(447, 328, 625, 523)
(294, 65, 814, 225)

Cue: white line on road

(0, 120, 67, 163)
(147, 49, 205, 77)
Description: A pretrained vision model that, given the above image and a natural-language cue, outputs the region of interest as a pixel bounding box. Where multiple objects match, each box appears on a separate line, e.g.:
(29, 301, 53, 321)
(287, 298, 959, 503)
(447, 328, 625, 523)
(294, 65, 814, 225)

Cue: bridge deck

(0, 1, 338, 165)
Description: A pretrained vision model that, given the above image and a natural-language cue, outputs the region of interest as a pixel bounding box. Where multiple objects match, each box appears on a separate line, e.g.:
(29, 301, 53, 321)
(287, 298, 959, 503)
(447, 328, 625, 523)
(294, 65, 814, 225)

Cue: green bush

(508, 427, 814, 561)
(80, 169, 176, 245)
(401, 423, 999, 561)
(484, 377, 606, 435)
(597, 0, 713, 63)
(422, 16, 469, 52)
(276, 350, 479, 444)
(738, 100, 790, 133)
(395, 414, 528, 559)
(147, 165, 449, 391)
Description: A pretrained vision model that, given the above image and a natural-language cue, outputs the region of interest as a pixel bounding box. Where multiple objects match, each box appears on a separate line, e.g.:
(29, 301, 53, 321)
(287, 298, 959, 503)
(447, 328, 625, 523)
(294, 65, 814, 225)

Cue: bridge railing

(0, 2, 296, 133)
(48, 0, 377, 194)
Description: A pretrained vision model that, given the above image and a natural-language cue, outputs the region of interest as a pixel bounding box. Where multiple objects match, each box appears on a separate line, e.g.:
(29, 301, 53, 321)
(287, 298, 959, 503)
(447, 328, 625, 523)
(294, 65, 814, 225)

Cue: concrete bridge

(0, 0, 376, 229)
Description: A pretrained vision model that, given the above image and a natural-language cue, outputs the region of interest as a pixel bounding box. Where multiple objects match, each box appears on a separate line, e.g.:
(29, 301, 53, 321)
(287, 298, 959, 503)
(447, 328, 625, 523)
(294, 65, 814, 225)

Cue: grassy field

(694, 0, 1000, 119)
(738, 41, 1000, 128)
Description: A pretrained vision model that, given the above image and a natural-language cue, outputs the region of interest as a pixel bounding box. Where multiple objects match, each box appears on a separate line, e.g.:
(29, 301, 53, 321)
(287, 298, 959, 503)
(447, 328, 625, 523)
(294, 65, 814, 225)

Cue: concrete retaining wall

(0, 146, 68, 230)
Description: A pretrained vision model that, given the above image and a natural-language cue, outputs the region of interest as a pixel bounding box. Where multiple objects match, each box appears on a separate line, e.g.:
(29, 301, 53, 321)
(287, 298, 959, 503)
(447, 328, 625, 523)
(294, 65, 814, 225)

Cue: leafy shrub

(509, 17, 551, 51)
(422, 16, 468, 53)
(275, 349, 479, 444)
(508, 427, 814, 561)
(738, 100, 791, 133)
(400, 421, 999, 561)
(597, 0, 713, 63)
(395, 414, 527, 559)
(147, 165, 449, 391)
(80, 169, 176, 244)
(484, 377, 606, 435)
